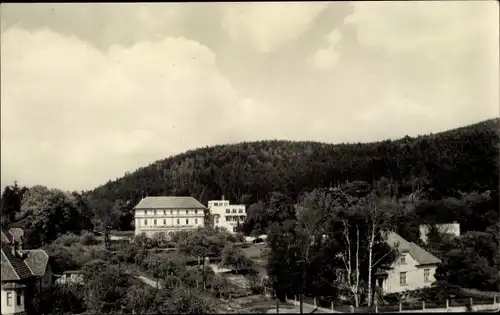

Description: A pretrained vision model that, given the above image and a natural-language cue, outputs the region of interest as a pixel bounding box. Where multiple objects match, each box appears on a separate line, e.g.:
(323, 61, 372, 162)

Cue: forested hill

(85, 118, 499, 230)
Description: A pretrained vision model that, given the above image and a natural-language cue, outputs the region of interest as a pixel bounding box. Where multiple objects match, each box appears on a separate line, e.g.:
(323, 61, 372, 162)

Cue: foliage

(220, 243, 253, 274)
(81, 261, 135, 313)
(11, 186, 94, 246)
(84, 118, 498, 235)
(435, 231, 500, 291)
(0, 181, 28, 227)
(79, 231, 98, 245)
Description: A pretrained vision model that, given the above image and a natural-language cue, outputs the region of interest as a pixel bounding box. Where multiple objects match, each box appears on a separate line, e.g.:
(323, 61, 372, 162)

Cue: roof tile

(134, 196, 207, 209)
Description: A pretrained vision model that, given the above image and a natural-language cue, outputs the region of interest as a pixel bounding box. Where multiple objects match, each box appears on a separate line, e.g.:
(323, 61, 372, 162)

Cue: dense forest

(1, 118, 499, 295)
(83, 118, 498, 233)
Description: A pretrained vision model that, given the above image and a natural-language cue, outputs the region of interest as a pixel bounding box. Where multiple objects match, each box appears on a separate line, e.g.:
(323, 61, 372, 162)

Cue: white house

(1, 228, 53, 315)
(208, 196, 246, 233)
(134, 196, 207, 238)
(419, 222, 461, 244)
(375, 232, 441, 295)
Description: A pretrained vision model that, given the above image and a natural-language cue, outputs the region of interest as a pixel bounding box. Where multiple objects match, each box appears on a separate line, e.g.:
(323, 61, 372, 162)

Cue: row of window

(225, 208, 245, 214)
(212, 202, 229, 206)
(5, 291, 22, 306)
(214, 215, 246, 224)
(142, 218, 199, 226)
(399, 269, 431, 286)
(143, 209, 200, 215)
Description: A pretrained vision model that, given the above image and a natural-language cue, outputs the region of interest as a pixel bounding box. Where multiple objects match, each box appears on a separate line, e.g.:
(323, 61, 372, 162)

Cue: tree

(220, 243, 252, 274)
(334, 219, 361, 307)
(1, 181, 27, 227)
(82, 261, 135, 313)
(361, 194, 399, 307)
(21, 186, 91, 244)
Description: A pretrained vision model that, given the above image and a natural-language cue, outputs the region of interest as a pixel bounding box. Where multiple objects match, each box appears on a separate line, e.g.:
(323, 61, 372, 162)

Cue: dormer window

(400, 254, 407, 265)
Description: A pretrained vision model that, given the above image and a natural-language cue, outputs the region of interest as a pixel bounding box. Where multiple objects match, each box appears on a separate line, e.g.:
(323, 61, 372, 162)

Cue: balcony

(138, 225, 196, 229)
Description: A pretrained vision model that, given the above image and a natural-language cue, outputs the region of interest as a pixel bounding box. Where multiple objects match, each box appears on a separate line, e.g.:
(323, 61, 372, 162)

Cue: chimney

(221, 195, 225, 201)
(11, 242, 17, 256)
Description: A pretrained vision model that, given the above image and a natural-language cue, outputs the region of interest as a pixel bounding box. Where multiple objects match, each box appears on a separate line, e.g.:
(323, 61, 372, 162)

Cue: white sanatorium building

(208, 196, 246, 233)
(134, 196, 207, 238)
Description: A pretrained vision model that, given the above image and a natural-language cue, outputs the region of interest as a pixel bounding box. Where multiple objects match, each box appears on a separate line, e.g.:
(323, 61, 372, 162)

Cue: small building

(375, 232, 441, 295)
(1, 228, 53, 315)
(419, 222, 461, 244)
(208, 196, 246, 233)
(55, 270, 84, 285)
(134, 196, 208, 238)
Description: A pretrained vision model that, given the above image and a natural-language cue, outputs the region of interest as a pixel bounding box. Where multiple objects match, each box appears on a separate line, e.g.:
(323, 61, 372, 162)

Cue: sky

(1, 1, 499, 191)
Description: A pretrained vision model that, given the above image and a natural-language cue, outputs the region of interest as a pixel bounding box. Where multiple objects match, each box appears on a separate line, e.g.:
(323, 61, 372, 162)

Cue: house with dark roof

(134, 196, 208, 238)
(1, 228, 53, 315)
(374, 232, 441, 295)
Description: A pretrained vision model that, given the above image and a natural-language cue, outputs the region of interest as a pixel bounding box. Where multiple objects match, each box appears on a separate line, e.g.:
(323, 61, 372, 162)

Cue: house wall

(208, 200, 246, 233)
(1, 287, 26, 315)
(382, 252, 437, 294)
(134, 208, 205, 237)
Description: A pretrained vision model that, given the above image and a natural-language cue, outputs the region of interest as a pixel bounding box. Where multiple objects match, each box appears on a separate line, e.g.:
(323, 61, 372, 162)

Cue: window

(400, 272, 407, 286)
(400, 254, 407, 265)
(226, 209, 230, 214)
(154, 219, 157, 225)
(154, 210, 157, 215)
(424, 269, 430, 282)
(163, 210, 166, 215)
(238, 209, 243, 213)
(6, 292, 12, 306)
(233, 227, 238, 233)
(145, 210, 148, 215)
(177, 219, 180, 225)
(186, 219, 189, 225)
(195, 209, 198, 214)
(232, 209, 237, 213)
(186, 210, 189, 214)
(171, 210, 174, 214)
(163, 219, 166, 225)
(214, 202, 219, 206)
(144, 219, 148, 225)
(215, 217, 219, 224)
(16, 291, 22, 306)
(195, 218, 198, 224)
(241, 216, 245, 221)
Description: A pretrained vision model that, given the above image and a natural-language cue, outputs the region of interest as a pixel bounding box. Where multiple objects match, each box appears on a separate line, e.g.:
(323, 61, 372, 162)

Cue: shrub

(54, 233, 80, 247)
(80, 232, 97, 245)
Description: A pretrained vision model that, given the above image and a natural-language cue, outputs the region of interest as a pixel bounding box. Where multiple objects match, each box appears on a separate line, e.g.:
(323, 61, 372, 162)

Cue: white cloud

(307, 28, 342, 71)
(222, 2, 327, 53)
(345, 1, 498, 56)
(0, 27, 265, 190)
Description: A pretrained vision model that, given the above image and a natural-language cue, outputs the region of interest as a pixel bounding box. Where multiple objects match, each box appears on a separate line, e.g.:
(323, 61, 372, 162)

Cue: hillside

(84, 118, 499, 230)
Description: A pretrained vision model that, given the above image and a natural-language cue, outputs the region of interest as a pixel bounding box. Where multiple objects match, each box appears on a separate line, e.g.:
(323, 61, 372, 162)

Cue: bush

(54, 233, 80, 247)
(80, 232, 97, 245)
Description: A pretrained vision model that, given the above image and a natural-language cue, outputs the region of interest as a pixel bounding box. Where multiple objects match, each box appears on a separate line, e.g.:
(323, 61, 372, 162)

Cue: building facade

(208, 197, 246, 233)
(1, 228, 52, 315)
(375, 232, 441, 295)
(134, 196, 207, 238)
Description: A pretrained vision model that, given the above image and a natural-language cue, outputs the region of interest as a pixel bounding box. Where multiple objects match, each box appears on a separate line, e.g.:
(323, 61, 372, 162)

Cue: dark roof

(386, 232, 441, 265)
(19, 249, 49, 277)
(1, 228, 24, 244)
(134, 196, 207, 209)
(2, 282, 26, 289)
(1, 244, 34, 281)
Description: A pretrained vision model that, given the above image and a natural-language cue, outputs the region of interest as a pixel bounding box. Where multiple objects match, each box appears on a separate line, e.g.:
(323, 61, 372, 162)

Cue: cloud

(222, 2, 328, 53)
(307, 28, 342, 71)
(0, 27, 267, 190)
(345, 1, 498, 56)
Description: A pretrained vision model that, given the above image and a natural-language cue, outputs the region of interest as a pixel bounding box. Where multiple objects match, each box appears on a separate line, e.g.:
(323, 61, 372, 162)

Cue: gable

(386, 231, 441, 266)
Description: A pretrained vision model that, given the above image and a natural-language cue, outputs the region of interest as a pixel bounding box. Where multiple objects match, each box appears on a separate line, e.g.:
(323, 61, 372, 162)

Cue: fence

(284, 295, 500, 313)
